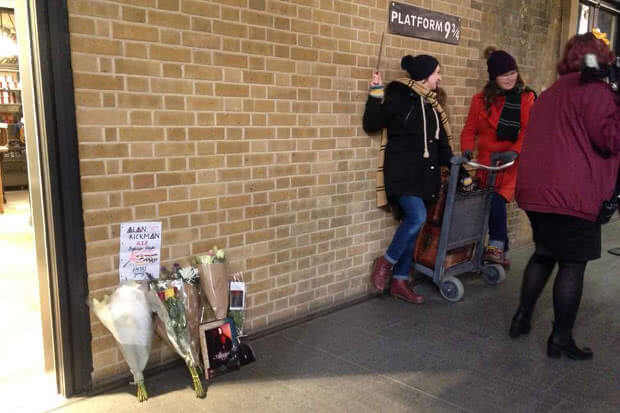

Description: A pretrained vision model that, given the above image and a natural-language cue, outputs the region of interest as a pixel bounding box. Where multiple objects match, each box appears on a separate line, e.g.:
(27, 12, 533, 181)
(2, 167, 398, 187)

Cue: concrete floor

(48, 220, 620, 413)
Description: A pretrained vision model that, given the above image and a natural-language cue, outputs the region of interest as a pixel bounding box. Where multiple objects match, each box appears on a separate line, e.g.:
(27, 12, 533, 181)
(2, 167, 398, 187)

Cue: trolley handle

(453, 151, 518, 171)
(464, 159, 515, 171)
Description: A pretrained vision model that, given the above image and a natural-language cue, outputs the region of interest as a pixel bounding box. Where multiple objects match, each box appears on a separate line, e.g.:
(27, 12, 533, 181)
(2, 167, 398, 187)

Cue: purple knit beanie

(486, 49, 517, 80)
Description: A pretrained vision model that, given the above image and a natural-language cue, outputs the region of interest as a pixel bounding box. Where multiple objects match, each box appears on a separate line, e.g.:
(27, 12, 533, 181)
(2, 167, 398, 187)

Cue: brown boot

(371, 256, 392, 291)
(390, 279, 425, 304)
(483, 246, 504, 265)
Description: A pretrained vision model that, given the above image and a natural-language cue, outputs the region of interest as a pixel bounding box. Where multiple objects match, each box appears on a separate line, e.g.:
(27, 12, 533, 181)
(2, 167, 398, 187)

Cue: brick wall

(67, 0, 563, 384)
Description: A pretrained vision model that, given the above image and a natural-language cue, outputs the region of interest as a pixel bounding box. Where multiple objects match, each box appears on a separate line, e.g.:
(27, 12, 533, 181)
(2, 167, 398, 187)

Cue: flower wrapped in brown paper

(195, 247, 229, 320)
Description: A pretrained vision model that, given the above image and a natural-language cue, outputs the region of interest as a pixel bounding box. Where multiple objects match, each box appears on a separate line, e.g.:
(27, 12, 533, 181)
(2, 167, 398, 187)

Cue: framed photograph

(199, 318, 240, 379)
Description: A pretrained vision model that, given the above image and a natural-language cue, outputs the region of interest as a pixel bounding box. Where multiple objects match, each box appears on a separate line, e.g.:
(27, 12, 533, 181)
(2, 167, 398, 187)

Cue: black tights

(519, 253, 587, 338)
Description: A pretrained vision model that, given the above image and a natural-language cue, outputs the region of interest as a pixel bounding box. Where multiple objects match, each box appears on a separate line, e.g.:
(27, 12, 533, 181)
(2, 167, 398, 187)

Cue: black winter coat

(363, 81, 454, 202)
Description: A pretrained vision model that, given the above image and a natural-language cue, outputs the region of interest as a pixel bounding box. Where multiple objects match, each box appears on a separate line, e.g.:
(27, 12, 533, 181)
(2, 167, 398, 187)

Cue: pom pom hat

(401, 54, 439, 81)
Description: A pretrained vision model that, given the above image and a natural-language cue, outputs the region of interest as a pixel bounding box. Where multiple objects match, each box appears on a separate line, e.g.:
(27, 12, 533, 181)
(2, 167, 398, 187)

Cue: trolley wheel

(439, 276, 464, 302)
(481, 264, 506, 285)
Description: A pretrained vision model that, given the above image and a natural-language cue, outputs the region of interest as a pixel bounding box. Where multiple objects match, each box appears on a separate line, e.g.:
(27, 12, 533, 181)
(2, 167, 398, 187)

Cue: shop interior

(0, 3, 63, 411)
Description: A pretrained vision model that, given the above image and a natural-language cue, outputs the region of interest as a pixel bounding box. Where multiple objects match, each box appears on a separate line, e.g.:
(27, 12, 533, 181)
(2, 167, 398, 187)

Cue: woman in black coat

(364, 54, 454, 303)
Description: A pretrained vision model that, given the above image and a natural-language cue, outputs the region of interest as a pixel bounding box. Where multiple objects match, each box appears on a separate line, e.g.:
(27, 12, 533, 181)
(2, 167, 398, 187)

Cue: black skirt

(526, 211, 601, 262)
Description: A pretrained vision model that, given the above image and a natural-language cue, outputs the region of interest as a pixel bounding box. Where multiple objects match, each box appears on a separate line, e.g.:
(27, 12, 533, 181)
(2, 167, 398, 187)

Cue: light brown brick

(158, 0, 179, 11)
(157, 172, 196, 186)
(118, 93, 162, 109)
(79, 143, 129, 159)
(127, 77, 149, 92)
(68, 0, 120, 19)
(123, 189, 168, 206)
(74, 73, 124, 90)
(76, 109, 128, 126)
(181, 0, 211, 15)
(75, 91, 100, 107)
(213, 20, 248, 37)
(119, 127, 165, 142)
(158, 200, 198, 216)
(187, 97, 221, 111)
(151, 78, 193, 94)
(154, 143, 196, 156)
(133, 174, 155, 189)
(122, 158, 166, 173)
(112, 22, 158, 41)
(122, 6, 146, 23)
(84, 208, 133, 226)
(154, 111, 195, 126)
(215, 84, 250, 97)
(213, 53, 248, 68)
(184, 65, 222, 80)
(115, 58, 161, 76)
(125, 43, 147, 58)
(69, 16, 96, 34)
(241, 40, 273, 56)
(70, 36, 122, 56)
(182, 32, 219, 48)
(150, 45, 191, 62)
(147, 10, 190, 29)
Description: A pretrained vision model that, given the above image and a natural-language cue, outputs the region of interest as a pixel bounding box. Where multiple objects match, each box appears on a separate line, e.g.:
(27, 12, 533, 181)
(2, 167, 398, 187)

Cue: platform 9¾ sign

(389, 2, 461, 45)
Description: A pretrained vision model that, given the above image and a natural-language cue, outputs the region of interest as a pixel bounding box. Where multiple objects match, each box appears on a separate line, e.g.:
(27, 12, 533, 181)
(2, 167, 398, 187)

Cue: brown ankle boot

(371, 256, 392, 291)
(390, 279, 425, 304)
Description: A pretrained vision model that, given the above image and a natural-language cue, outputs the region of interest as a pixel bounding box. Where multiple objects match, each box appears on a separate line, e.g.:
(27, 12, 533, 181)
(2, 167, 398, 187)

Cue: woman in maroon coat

(511, 33, 620, 360)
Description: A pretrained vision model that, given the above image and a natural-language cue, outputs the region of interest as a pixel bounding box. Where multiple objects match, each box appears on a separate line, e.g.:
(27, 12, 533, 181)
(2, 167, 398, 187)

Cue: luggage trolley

(414, 151, 518, 302)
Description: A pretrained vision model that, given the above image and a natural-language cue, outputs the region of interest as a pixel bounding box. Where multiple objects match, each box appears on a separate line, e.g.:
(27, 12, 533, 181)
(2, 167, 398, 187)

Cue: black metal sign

(388, 2, 461, 45)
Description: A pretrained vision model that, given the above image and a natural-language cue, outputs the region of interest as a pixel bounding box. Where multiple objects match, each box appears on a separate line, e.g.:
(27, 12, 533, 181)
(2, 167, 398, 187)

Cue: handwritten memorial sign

(119, 221, 162, 281)
(389, 2, 461, 45)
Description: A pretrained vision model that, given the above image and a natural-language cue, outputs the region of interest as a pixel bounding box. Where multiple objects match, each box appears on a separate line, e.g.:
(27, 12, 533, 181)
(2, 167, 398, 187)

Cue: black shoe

(509, 307, 532, 338)
(547, 327, 593, 360)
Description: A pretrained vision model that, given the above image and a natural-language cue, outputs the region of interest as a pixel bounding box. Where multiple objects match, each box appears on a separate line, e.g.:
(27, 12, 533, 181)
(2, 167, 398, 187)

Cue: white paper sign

(119, 221, 162, 281)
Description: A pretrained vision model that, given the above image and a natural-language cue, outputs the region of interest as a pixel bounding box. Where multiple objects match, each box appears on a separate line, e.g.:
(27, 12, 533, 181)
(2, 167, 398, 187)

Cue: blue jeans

(384, 196, 427, 280)
(488, 192, 509, 251)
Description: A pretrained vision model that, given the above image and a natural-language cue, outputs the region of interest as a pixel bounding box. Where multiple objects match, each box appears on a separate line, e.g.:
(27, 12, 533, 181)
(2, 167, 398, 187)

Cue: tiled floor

(49, 220, 620, 413)
(0, 190, 63, 413)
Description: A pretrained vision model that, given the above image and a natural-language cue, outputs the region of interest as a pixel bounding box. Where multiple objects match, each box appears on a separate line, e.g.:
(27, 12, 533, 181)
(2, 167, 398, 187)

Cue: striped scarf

(376, 79, 452, 208)
(496, 87, 521, 142)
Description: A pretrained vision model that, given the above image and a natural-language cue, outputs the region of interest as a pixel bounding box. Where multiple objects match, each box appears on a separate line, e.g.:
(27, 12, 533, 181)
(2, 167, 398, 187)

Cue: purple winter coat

(516, 72, 620, 222)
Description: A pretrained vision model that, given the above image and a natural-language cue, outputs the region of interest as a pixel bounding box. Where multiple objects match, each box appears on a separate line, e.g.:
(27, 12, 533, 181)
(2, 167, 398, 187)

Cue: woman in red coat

(460, 47, 536, 267)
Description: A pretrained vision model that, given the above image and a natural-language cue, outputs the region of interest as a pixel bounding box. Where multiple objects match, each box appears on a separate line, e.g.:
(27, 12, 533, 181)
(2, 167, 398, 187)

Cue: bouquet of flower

(195, 247, 229, 320)
(91, 282, 152, 402)
(158, 264, 203, 369)
(147, 277, 205, 398)
(198, 246, 226, 264)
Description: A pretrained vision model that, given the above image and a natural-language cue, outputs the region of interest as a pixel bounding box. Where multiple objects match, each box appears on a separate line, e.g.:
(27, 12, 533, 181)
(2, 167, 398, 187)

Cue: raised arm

(363, 72, 388, 133)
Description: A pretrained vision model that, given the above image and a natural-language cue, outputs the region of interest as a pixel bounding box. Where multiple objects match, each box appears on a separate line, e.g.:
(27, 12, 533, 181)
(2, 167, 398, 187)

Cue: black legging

(519, 253, 587, 339)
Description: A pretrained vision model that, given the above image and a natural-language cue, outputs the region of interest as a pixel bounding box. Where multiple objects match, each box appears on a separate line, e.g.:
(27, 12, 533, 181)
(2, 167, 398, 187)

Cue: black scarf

(496, 87, 522, 142)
